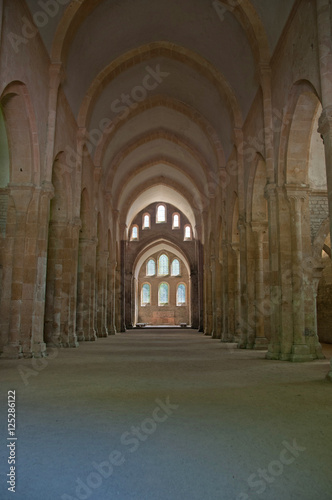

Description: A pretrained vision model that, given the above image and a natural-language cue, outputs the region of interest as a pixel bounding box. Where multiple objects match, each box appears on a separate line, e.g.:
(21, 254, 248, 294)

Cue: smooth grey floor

(1, 329, 332, 500)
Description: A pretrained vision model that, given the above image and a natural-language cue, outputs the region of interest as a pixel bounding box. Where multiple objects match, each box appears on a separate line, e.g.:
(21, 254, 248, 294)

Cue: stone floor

(1, 329, 332, 500)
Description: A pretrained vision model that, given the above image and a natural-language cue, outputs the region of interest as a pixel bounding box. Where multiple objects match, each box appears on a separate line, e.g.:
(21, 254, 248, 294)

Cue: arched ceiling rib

(93, 95, 225, 168)
(77, 43, 242, 130)
(49, 0, 271, 68)
(105, 130, 210, 192)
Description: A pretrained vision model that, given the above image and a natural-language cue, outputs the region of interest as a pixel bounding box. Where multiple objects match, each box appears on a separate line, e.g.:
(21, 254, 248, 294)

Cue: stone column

(96, 250, 109, 337)
(77, 238, 97, 341)
(251, 222, 269, 349)
(210, 255, 217, 338)
(204, 261, 213, 336)
(190, 269, 199, 329)
(317, 0, 332, 379)
(2, 187, 33, 357)
(308, 263, 325, 359)
(264, 184, 281, 359)
(231, 243, 243, 345)
(107, 260, 117, 334)
(221, 240, 230, 343)
(286, 186, 312, 361)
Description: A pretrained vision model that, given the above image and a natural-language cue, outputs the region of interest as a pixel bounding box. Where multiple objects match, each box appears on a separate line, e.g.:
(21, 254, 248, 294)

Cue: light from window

(131, 225, 138, 240)
(173, 213, 180, 228)
(177, 284, 186, 305)
(171, 259, 180, 276)
(143, 213, 150, 229)
(146, 259, 156, 276)
(184, 225, 191, 239)
(156, 204, 166, 223)
(142, 284, 151, 305)
(158, 254, 169, 275)
(159, 282, 169, 305)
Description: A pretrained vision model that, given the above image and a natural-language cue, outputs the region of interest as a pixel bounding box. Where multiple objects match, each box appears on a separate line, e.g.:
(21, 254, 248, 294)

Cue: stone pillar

(190, 269, 199, 329)
(251, 222, 269, 349)
(2, 187, 33, 358)
(96, 250, 109, 337)
(197, 240, 204, 332)
(286, 186, 312, 361)
(221, 240, 231, 343)
(210, 255, 217, 338)
(214, 253, 222, 339)
(317, 0, 332, 379)
(107, 260, 117, 334)
(120, 239, 126, 332)
(308, 263, 325, 359)
(231, 243, 243, 345)
(264, 184, 281, 360)
(76, 238, 97, 341)
(125, 270, 133, 329)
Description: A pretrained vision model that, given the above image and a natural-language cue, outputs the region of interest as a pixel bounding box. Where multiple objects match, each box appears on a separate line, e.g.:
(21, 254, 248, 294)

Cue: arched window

(177, 284, 186, 306)
(131, 225, 139, 240)
(184, 224, 192, 240)
(141, 283, 151, 306)
(158, 283, 169, 306)
(172, 213, 180, 229)
(158, 254, 169, 275)
(142, 213, 150, 229)
(156, 204, 166, 223)
(146, 259, 156, 276)
(171, 259, 180, 276)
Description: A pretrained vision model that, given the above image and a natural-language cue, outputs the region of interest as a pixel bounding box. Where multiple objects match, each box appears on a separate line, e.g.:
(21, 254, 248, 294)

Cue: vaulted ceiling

(26, 0, 296, 225)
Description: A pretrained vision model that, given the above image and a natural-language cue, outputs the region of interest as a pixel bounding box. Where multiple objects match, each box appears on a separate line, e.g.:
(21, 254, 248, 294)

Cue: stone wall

(317, 258, 332, 344)
(309, 192, 329, 241)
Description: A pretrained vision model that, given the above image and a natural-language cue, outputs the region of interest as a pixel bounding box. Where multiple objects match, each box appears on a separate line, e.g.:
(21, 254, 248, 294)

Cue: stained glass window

(156, 204, 166, 223)
(173, 213, 180, 228)
(146, 259, 156, 276)
(158, 254, 169, 275)
(184, 225, 191, 239)
(131, 225, 138, 240)
(143, 214, 150, 229)
(171, 259, 180, 276)
(141, 284, 151, 305)
(159, 283, 169, 305)
(177, 284, 186, 305)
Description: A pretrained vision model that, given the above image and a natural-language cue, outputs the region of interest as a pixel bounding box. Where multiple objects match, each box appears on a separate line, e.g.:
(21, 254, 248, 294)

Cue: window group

(130, 204, 192, 241)
(141, 282, 186, 307)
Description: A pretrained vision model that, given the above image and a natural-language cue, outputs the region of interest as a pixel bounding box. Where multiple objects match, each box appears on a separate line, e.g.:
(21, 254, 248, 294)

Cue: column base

(76, 330, 85, 342)
(326, 360, 332, 382)
(289, 344, 313, 362)
(86, 330, 97, 341)
(108, 326, 117, 335)
(31, 342, 47, 358)
(1, 344, 23, 359)
(265, 343, 280, 360)
(253, 337, 269, 350)
(314, 343, 325, 360)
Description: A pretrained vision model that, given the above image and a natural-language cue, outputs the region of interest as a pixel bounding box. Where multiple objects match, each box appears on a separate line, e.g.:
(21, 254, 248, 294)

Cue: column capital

(285, 184, 309, 205)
